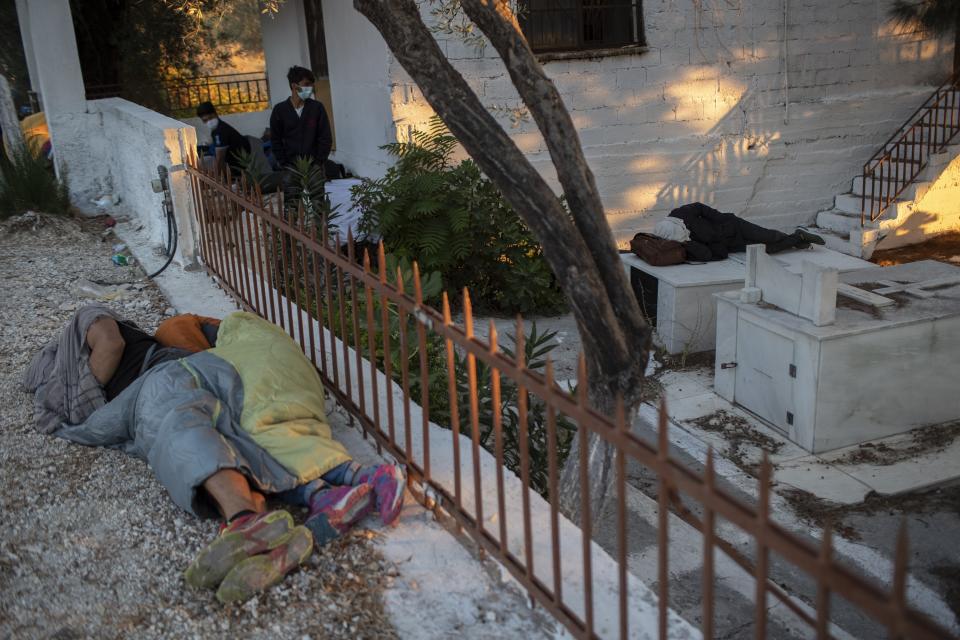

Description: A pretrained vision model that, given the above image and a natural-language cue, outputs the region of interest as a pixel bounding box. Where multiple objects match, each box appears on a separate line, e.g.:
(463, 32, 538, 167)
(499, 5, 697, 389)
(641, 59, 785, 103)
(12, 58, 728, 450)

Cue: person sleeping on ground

(653, 202, 825, 262)
(22, 305, 405, 603)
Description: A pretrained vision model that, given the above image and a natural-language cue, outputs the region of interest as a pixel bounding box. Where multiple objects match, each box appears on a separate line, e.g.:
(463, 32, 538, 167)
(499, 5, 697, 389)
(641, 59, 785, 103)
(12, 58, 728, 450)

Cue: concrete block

(799, 262, 838, 326)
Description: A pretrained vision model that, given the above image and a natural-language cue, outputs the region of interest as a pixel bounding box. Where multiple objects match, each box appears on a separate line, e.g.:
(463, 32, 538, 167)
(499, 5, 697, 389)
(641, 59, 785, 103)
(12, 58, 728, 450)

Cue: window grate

(519, 0, 646, 53)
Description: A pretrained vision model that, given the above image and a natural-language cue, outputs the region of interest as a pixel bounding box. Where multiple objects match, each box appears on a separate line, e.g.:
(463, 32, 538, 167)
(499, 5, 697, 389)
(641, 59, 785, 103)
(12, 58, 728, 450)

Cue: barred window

(519, 0, 646, 53)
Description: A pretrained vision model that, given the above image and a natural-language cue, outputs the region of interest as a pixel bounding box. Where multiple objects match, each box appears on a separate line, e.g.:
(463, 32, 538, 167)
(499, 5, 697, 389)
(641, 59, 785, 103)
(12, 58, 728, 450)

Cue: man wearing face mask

(268, 66, 333, 171)
(197, 102, 251, 177)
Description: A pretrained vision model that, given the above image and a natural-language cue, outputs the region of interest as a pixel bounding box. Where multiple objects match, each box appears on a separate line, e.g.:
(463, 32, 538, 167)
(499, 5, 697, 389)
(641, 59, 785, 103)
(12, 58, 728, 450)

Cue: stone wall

(329, 0, 953, 242)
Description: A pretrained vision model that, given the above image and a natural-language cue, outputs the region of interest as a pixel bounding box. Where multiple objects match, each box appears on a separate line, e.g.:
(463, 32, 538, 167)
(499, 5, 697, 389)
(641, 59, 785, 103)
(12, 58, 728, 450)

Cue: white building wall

(321, 0, 395, 178)
(325, 1, 953, 242)
(259, 0, 311, 112)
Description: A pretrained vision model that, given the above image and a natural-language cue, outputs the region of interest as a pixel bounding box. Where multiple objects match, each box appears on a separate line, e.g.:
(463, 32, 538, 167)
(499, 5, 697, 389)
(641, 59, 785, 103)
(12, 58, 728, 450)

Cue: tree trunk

(0, 75, 25, 160)
(352, 0, 652, 525)
(954, 12, 960, 81)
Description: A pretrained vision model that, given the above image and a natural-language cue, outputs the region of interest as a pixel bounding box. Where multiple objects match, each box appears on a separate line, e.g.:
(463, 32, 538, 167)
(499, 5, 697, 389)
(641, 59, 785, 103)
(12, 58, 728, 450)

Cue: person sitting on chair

(654, 202, 825, 262)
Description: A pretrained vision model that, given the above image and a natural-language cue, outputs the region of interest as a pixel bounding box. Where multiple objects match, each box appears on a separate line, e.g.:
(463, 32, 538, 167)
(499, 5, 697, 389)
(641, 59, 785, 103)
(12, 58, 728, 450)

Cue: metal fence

(185, 157, 951, 639)
(84, 72, 269, 116)
(861, 77, 960, 224)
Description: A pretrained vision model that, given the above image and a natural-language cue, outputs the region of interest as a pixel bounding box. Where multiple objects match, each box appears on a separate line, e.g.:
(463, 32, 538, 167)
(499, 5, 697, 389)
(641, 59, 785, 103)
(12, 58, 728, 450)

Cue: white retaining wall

(87, 98, 199, 266)
(323, 0, 953, 242)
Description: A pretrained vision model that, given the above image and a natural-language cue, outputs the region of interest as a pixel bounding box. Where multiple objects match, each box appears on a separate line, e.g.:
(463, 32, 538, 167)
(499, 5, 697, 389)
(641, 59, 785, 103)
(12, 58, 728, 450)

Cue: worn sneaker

(216, 525, 314, 604)
(305, 483, 375, 548)
(364, 463, 406, 526)
(185, 510, 294, 590)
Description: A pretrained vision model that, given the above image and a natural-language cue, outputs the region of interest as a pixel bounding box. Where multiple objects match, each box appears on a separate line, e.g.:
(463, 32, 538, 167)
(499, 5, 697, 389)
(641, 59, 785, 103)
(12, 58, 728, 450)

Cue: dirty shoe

(305, 483, 375, 548)
(185, 510, 294, 590)
(363, 464, 406, 526)
(216, 525, 314, 604)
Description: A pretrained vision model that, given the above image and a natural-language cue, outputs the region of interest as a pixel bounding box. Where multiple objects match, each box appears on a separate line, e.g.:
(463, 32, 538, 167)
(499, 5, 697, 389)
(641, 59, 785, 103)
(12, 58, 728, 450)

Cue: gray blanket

(22, 304, 122, 434)
(52, 352, 304, 517)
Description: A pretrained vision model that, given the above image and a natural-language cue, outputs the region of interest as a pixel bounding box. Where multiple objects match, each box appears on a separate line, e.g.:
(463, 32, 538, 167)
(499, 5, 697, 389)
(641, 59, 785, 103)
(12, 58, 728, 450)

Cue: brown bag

(629, 233, 686, 266)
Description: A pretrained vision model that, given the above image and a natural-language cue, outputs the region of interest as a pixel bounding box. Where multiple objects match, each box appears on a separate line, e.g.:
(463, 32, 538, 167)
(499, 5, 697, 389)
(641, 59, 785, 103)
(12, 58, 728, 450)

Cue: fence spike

(463, 288, 474, 338)
(378, 242, 387, 283)
(347, 228, 355, 255)
(412, 262, 423, 305)
(442, 292, 452, 325)
(577, 353, 588, 406)
(362, 248, 371, 273)
(545, 356, 555, 388)
(893, 519, 909, 613)
(395, 266, 405, 295)
(489, 319, 498, 354)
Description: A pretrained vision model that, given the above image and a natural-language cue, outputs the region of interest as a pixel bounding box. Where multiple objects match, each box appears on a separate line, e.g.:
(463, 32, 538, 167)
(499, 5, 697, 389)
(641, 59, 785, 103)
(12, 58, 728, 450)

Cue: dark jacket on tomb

(668, 202, 742, 262)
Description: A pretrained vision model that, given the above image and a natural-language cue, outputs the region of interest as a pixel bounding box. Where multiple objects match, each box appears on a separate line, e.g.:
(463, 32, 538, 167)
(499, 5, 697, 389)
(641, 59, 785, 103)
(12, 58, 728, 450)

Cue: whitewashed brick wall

(332, 1, 953, 242)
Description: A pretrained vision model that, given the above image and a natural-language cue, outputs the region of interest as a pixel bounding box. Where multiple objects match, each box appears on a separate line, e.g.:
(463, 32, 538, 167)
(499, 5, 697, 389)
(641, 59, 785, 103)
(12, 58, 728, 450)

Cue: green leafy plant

(286, 156, 340, 235)
(352, 116, 566, 316)
(0, 144, 70, 218)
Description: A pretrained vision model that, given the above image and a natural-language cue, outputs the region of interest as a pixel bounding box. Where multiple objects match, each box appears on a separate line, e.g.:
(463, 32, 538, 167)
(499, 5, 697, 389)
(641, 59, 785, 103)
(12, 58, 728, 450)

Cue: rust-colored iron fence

(185, 157, 951, 639)
(861, 77, 960, 224)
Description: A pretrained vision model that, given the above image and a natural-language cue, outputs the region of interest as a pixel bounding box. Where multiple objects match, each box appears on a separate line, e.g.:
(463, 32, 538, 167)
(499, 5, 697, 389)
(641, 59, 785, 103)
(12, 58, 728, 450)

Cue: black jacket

(211, 119, 251, 172)
(269, 98, 333, 168)
(668, 202, 742, 261)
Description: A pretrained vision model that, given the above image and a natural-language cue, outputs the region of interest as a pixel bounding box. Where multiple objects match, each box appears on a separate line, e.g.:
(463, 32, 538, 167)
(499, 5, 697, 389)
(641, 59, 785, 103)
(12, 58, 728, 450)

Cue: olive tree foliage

(352, 0, 652, 524)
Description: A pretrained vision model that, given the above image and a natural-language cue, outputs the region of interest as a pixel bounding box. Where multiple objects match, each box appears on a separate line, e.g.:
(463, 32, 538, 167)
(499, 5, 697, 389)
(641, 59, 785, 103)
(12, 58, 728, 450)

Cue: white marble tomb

(714, 252, 960, 453)
(620, 246, 875, 354)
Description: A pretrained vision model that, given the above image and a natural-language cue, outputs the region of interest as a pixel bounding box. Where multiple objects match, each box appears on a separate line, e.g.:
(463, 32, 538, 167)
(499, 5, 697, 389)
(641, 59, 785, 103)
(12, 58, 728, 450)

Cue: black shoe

(794, 228, 825, 245)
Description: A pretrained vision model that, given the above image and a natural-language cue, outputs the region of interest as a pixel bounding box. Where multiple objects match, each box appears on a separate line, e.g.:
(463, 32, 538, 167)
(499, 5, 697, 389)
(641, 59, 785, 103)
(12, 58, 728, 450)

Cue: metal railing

(185, 157, 952, 639)
(84, 72, 269, 115)
(861, 77, 960, 224)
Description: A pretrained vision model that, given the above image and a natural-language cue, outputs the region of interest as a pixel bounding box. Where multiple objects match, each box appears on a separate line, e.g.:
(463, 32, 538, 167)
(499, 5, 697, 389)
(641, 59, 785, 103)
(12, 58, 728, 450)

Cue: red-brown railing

(186, 157, 952, 639)
(861, 78, 960, 224)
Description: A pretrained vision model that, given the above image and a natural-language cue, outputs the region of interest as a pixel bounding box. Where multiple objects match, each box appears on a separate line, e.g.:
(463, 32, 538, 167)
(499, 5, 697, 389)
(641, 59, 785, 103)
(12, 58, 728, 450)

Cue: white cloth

(652, 217, 691, 243)
(325, 178, 370, 239)
(295, 105, 304, 118)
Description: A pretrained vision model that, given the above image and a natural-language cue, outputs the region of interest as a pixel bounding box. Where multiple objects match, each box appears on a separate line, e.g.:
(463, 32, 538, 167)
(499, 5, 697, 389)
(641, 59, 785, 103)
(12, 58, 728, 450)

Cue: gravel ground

(0, 213, 398, 639)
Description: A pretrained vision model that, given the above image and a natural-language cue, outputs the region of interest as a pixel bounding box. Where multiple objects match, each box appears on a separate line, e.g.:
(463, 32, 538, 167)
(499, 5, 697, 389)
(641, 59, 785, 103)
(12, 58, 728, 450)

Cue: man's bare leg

(86, 317, 125, 385)
(203, 469, 265, 521)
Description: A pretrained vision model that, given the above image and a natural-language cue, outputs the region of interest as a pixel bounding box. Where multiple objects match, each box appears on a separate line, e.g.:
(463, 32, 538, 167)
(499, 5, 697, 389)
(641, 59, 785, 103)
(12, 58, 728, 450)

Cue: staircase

(811, 79, 960, 259)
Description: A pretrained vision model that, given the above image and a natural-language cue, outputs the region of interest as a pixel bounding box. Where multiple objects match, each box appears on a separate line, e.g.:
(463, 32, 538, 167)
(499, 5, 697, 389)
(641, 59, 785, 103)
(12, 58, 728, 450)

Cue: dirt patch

(780, 484, 960, 541)
(930, 565, 960, 624)
(652, 348, 715, 373)
(835, 296, 884, 318)
(689, 410, 784, 474)
(832, 421, 960, 466)
(871, 232, 960, 266)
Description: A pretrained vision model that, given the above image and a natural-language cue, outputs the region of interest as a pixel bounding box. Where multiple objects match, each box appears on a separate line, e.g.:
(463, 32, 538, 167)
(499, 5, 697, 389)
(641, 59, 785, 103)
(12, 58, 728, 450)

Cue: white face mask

(204, 118, 219, 130)
(297, 86, 313, 100)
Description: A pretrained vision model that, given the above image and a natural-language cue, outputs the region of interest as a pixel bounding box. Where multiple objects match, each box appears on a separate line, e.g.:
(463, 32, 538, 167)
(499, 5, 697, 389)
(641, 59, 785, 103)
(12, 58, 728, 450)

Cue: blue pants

(276, 460, 366, 507)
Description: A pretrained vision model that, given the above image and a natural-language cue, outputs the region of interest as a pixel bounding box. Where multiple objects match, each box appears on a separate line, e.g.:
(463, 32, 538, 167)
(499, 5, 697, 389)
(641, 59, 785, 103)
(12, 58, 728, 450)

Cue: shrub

(0, 144, 69, 218)
(352, 117, 567, 316)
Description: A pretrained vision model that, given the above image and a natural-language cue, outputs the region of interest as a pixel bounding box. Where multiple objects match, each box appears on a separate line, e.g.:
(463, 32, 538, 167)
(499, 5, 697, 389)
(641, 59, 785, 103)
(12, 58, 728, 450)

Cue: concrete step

(812, 227, 853, 254)
(833, 192, 916, 217)
(816, 208, 862, 234)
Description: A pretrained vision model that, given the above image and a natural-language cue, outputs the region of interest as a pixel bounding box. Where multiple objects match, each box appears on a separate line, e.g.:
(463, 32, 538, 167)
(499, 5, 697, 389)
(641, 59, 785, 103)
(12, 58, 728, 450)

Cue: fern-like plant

(353, 116, 566, 315)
